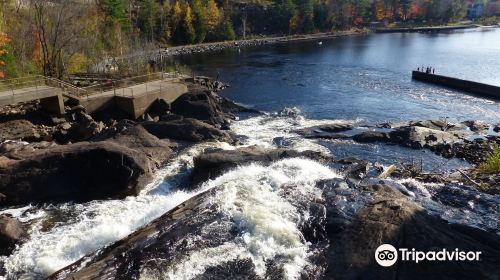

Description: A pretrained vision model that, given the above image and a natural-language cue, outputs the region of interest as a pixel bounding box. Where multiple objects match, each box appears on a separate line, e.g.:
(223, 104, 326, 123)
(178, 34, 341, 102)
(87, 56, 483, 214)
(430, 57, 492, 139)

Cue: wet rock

(389, 126, 458, 148)
(47, 188, 232, 280)
(494, 125, 500, 133)
(352, 131, 390, 143)
(190, 146, 332, 185)
(294, 124, 352, 139)
(0, 141, 154, 206)
(142, 118, 236, 143)
(322, 183, 500, 280)
(277, 107, 301, 117)
(0, 215, 25, 255)
(0, 120, 51, 142)
(461, 120, 489, 132)
(409, 119, 464, 131)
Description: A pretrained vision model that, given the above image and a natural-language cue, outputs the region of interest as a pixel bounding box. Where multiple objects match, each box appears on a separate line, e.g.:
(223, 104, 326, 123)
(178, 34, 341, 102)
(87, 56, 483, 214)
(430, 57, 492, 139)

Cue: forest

(0, 0, 496, 78)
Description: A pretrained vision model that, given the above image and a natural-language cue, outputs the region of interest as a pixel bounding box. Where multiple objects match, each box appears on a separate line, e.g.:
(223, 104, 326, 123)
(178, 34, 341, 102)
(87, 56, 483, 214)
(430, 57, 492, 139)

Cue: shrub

(478, 143, 500, 173)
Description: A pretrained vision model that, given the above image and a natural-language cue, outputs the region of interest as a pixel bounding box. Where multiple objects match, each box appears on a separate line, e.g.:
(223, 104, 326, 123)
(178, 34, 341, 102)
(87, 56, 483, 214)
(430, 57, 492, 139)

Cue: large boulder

(0, 215, 26, 255)
(141, 118, 235, 143)
(170, 91, 227, 125)
(190, 146, 332, 185)
(321, 182, 500, 280)
(0, 141, 154, 206)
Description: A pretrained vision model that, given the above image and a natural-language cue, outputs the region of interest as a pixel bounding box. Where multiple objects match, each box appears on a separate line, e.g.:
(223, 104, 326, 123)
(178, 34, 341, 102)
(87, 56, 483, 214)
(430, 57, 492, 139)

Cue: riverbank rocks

(53, 106, 106, 143)
(0, 141, 153, 206)
(294, 123, 353, 139)
(352, 131, 390, 143)
(171, 91, 230, 125)
(319, 182, 500, 280)
(461, 120, 489, 132)
(190, 146, 332, 185)
(389, 126, 459, 148)
(142, 118, 236, 143)
(0, 215, 25, 255)
(0, 120, 51, 142)
(92, 121, 175, 168)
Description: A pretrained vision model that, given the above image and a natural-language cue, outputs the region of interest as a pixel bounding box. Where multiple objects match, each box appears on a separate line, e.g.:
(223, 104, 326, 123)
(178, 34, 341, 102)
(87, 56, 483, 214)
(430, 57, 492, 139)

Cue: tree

(206, 0, 221, 31)
(191, 0, 207, 43)
(179, 5, 196, 44)
(138, 0, 159, 41)
(0, 32, 12, 78)
(31, 0, 93, 77)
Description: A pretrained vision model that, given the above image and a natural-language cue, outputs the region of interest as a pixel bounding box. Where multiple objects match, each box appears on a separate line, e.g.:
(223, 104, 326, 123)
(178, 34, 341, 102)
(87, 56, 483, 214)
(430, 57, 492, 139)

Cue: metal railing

(0, 71, 185, 102)
(0, 75, 89, 99)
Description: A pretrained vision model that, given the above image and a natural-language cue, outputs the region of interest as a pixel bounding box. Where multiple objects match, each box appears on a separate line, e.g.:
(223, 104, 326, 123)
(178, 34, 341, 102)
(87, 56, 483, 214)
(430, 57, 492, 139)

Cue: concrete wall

(39, 93, 65, 115)
(75, 82, 188, 119)
(115, 82, 188, 118)
(412, 71, 500, 100)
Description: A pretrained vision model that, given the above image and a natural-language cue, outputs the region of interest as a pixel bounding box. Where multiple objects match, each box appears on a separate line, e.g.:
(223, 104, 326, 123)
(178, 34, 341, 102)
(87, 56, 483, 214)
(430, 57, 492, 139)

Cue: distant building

(467, 3, 484, 19)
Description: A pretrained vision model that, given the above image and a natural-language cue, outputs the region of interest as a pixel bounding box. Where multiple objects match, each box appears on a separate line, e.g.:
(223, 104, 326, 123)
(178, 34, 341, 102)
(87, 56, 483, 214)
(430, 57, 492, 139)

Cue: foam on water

(1, 141, 232, 279)
(141, 158, 339, 280)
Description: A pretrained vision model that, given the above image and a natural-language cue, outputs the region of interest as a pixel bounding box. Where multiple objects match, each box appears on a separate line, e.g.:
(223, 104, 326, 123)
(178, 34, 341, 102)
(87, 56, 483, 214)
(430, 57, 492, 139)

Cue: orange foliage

(0, 32, 11, 78)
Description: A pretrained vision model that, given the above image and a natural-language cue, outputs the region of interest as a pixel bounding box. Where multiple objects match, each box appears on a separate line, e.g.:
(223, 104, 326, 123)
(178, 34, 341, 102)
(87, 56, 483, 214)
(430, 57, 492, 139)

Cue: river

(174, 28, 500, 123)
(1, 29, 499, 279)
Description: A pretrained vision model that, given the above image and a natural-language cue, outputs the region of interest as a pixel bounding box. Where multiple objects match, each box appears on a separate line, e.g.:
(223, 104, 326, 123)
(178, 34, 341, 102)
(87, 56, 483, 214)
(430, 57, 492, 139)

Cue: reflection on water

(168, 28, 500, 124)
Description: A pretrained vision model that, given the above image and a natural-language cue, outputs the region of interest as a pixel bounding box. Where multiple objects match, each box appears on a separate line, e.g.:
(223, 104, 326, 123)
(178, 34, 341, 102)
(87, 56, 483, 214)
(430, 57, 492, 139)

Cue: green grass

(478, 143, 500, 173)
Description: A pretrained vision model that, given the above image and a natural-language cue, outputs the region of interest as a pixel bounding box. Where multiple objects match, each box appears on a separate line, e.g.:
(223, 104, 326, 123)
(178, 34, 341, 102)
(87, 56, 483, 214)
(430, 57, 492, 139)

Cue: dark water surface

(171, 28, 500, 123)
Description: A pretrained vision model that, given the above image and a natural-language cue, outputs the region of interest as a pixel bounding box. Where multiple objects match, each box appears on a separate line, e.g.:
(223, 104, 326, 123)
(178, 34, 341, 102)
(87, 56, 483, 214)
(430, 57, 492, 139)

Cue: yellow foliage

(289, 11, 301, 33)
(205, 0, 221, 30)
(67, 53, 88, 73)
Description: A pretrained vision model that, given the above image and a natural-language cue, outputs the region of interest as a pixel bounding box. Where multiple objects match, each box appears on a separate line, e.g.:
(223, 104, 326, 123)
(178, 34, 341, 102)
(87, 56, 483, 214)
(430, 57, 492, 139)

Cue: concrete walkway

(0, 85, 62, 106)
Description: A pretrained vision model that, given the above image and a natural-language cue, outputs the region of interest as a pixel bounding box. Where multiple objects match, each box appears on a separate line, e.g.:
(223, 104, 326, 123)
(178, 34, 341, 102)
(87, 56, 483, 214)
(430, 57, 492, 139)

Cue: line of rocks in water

(140, 30, 367, 60)
(293, 119, 500, 194)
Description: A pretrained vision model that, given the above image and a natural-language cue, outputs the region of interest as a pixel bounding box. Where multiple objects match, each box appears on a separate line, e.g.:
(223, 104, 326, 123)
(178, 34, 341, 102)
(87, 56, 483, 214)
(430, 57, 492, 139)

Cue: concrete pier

(412, 71, 500, 101)
(0, 74, 189, 119)
(0, 85, 65, 115)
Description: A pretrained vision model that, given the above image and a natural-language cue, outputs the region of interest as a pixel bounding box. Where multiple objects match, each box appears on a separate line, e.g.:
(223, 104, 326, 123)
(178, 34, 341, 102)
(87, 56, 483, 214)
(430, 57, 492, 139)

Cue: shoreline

(113, 30, 370, 63)
(374, 24, 481, 33)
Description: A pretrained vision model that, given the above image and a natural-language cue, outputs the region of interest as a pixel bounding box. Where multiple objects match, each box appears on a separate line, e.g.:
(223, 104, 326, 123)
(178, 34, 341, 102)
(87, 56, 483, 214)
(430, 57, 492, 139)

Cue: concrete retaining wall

(412, 71, 500, 101)
(76, 82, 188, 119)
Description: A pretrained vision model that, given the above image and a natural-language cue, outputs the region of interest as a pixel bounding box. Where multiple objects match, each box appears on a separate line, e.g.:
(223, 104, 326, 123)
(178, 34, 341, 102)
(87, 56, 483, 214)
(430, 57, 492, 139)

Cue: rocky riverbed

(0, 81, 499, 279)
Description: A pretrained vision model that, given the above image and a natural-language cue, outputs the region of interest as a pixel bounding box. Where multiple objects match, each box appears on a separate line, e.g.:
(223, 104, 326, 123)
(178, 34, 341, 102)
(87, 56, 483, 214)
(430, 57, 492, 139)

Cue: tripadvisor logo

(375, 244, 482, 267)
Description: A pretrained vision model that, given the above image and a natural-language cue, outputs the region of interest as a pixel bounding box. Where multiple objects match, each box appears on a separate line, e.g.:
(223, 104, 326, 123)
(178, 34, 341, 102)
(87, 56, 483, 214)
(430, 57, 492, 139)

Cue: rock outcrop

(0, 141, 154, 206)
(142, 118, 236, 143)
(321, 182, 500, 280)
(0, 215, 26, 255)
(190, 146, 332, 185)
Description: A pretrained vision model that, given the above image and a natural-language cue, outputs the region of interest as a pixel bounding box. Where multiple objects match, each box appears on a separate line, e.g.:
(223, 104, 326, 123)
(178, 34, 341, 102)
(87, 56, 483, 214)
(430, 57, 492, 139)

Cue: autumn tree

(31, 0, 95, 77)
(0, 32, 12, 78)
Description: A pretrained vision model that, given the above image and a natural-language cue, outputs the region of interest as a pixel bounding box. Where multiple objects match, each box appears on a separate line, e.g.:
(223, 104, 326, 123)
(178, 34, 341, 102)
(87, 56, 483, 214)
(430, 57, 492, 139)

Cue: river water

(1, 29, 499, 279)
(175, 28, 500, 123)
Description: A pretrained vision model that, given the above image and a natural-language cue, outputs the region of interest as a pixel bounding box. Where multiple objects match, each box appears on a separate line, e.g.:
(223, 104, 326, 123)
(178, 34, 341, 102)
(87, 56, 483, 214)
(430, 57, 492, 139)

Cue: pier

(412, 71, 500, 101)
